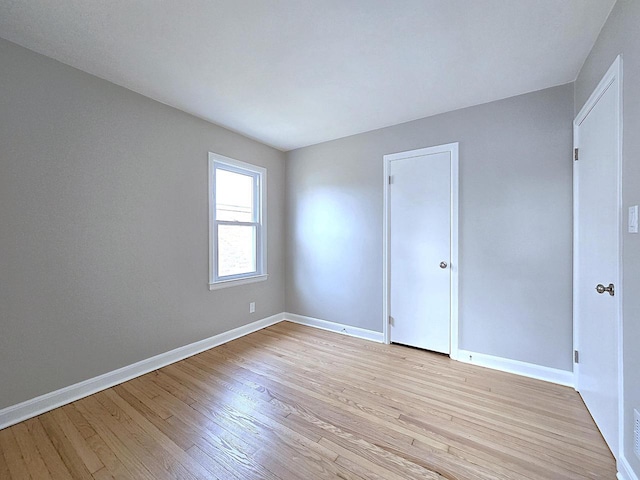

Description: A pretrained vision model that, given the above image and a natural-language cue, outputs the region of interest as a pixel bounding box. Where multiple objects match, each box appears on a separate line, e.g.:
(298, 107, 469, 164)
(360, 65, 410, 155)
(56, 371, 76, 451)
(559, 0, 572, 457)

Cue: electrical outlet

(635, 408, 640, 460)
(249, 302, 255, 314)
(629, 205, 639, 233)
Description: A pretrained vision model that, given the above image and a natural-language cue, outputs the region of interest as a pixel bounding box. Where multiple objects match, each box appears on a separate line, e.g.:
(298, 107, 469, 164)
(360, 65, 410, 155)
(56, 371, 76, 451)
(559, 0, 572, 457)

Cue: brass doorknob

(439, 261, 448, 269)
(595, 283, 615, 296)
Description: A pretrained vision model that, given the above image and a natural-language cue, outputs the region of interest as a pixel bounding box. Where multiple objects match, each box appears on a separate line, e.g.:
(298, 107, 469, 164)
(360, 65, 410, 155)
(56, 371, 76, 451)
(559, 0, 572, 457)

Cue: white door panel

(390, 151, 451, 353)
(575, 58, 621, 456)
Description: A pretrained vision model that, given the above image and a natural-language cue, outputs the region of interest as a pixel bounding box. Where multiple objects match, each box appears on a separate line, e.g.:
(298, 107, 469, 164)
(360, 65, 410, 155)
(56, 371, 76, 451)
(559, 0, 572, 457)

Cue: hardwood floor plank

(204, 347, 424, 452)
(185, 384, 365, 480)
(0, 425, 32, 480)
(157, 373, 346, 480)
(183, 445, 229, 480)
(73, 398, 159, 480)
(92, 391, 199, 480)
(334, 453, 400, 480)
(113, 383, 196, 451)
(0, 437, 11, 480)
(0, 321, 616, 479)
(449, 413, 614, 474)
(101, 389, 215, 479)
(39, 412, 96, 479)
(276, 326, 610, 461)
(151, 370, 200, 406)
(260, 328, 589, 421)
(91, 466, 115, 480)
(62, 403, 98, 439)
(10, 422, 53, 480)
(288, 407, 500, 480)
(126, 377, 173, 419)
(85, 433, 135, 480)
(49, 407, 104, 473)
(24, 417, 75, 480)
(298, 348, 601, 454)
(398, 412, 603, 479)
(256, 331, 598, 442)
(120, 372, 267, 480)
(216, 342, 456, 450)
(319, 435, 419, 480)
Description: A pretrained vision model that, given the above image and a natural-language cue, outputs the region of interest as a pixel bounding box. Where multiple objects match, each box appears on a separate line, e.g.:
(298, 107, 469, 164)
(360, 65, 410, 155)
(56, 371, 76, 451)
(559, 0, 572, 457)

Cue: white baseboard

(284, 313, 384, 343)
(618, 455, 639, 480)
(0, 311, 583, 433)
(283, 315, 573, 388)
(456, 349, 574, 387)
(0, 313, 285, 431)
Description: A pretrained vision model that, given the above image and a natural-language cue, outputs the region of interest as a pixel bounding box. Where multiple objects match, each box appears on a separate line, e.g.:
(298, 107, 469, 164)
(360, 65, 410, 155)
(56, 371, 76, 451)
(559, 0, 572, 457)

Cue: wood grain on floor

(0, 321, 616, 479)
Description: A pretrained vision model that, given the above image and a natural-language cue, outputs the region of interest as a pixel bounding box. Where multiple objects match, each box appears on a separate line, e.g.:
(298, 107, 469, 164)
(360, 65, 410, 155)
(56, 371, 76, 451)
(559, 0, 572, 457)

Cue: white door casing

(383, 143, 459, 356)
(573, 55, 623, 459)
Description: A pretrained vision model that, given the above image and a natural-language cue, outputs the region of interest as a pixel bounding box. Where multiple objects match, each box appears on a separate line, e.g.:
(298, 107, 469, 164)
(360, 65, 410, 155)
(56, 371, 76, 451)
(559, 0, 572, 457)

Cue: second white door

(574, 56, 622, 457)
(388, 144, 456, 354)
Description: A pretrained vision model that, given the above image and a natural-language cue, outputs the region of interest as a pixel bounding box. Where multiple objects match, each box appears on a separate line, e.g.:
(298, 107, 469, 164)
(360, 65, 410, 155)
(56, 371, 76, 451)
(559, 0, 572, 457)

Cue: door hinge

(389, 315, 394, 326)
(574, 148, 579, 161)
(388, 175, 393, 185)
(574, 350, 579, 363)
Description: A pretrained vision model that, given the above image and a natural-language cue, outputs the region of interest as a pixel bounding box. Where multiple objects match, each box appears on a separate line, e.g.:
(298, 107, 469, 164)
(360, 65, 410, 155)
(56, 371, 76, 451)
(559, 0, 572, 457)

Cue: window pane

(218, 225, 256, 277)
(216, 168, 254, 222)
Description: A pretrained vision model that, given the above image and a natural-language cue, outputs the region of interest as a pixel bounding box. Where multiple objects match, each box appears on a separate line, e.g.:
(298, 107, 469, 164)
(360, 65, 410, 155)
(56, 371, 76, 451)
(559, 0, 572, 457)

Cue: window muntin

(209, 153, 266, 288)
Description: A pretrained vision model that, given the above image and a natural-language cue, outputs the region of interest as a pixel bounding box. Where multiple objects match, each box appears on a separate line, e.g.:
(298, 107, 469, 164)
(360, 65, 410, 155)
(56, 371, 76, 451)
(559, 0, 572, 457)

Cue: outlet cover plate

(635, 408, 640, 460)
(629, 205, 639, 233)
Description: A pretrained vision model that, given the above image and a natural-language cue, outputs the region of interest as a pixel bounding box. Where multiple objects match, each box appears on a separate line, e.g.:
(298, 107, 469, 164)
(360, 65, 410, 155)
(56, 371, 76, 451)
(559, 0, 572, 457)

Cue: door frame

(382, 142, 459, 357)
(573, 55, 623, 459)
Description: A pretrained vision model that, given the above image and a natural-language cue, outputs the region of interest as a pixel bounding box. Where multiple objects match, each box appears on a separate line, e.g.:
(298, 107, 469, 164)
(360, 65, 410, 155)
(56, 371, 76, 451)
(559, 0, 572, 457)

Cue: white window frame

(208, 152, 267, 290)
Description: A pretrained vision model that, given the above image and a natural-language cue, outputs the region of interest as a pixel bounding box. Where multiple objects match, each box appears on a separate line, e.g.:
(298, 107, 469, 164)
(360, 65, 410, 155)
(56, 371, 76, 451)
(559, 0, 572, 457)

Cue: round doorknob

(439, 261, 448, 269)
(595, 283, 615, 296)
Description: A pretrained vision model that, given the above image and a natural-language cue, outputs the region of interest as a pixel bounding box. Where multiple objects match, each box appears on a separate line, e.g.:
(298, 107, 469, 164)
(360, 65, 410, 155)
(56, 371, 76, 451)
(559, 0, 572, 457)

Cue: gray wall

(0, 39, 286, 410)
(286, 84, 574, 372)
(575, 0, 640, 475)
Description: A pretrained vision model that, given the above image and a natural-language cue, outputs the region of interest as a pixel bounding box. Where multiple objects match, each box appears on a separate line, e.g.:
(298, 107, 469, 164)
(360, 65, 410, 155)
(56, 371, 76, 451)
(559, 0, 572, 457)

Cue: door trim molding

(573, 54, 623, 460)
(382, 142, 459, 359)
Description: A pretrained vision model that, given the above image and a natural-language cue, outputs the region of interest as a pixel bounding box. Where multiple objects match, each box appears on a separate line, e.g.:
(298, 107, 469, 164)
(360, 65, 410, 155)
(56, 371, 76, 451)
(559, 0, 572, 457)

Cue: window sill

(209, 274, 268, 291)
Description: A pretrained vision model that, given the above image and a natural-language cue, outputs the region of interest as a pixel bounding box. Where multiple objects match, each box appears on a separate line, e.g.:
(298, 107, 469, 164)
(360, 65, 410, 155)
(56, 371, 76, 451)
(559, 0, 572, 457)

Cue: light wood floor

(0, 321, 616, 479)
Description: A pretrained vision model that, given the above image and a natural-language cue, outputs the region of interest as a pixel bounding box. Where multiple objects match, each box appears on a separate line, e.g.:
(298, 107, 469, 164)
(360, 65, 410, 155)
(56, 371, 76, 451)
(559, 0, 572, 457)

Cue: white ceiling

(0, 1, 615, 151)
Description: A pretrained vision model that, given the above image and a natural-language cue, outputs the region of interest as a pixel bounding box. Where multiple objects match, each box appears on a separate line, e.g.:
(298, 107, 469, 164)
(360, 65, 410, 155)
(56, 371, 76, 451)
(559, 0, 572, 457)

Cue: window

(208, 152, 267, 290)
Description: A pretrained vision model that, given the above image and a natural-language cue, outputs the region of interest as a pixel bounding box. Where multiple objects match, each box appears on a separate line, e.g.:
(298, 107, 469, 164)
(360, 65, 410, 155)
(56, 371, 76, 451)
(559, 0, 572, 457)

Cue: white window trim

(208, 152, 267, 290)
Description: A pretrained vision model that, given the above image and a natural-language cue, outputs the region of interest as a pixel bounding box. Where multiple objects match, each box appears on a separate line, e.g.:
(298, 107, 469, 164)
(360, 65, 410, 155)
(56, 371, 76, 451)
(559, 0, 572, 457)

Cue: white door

(574, 57, 622, 456)
(387, 144, 457, 354)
